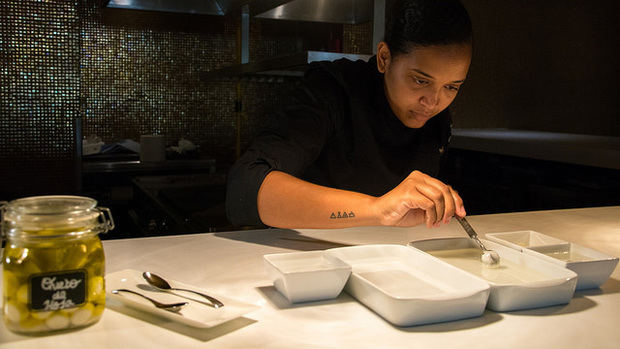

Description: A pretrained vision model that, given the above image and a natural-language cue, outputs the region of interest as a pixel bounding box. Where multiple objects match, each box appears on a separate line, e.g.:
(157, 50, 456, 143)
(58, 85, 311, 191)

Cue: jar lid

(1, 195, 114, 238)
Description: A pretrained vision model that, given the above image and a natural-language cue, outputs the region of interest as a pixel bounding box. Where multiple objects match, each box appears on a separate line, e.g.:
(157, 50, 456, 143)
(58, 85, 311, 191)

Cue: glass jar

(1, 195, 114, 334)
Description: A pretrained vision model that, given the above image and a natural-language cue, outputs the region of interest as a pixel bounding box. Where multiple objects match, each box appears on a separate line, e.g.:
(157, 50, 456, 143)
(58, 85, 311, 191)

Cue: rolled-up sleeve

(226, 68, 343, 227)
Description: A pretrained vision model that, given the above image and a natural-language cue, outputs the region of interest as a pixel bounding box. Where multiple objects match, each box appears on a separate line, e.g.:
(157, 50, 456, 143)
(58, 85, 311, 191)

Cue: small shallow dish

(263, 250, 351, 303)
(106, 269, 259, 328)
(324, 244, 490, 327)
(409, 238, 578, 312)
(485, 230, 565, 248)
(487, 231, 619, 290)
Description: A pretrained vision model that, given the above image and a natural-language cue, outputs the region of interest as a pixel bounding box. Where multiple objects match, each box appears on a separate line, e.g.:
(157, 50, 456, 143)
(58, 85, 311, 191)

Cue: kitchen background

(1, 0, 619, 238)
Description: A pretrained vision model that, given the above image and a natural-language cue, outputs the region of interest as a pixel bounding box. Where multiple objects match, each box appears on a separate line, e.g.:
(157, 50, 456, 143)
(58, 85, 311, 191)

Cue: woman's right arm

(257, 169, 465, 229)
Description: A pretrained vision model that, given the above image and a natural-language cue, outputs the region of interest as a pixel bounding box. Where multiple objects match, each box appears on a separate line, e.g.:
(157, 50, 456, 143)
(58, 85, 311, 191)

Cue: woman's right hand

(372, 170, 465, 228)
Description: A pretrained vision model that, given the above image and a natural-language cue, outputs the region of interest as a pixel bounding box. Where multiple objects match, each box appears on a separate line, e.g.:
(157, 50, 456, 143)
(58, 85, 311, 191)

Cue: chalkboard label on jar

(29, 270, 87, 311)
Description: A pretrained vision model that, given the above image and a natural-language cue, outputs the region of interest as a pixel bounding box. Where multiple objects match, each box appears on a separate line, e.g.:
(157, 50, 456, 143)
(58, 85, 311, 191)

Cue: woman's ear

(376, 42, 391, 73)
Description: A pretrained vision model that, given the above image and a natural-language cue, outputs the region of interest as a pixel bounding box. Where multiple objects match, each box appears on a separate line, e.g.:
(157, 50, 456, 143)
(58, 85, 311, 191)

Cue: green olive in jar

(1, 196, 114, 335)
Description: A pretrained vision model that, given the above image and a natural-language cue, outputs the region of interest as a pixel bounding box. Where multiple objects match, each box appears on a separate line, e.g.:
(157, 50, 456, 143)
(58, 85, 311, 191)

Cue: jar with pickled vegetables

(1, 195, 114, 334)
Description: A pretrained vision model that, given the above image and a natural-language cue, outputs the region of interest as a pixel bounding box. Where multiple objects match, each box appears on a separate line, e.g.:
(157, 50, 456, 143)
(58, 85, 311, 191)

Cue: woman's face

(377, 42, 472, 128)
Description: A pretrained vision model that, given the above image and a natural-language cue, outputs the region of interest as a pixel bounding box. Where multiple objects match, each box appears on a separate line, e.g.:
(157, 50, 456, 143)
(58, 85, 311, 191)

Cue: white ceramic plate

(264, 251, 351, 303)
(106, 269, 259, 328)
(324, 244, 490, 327)
(486, 231, 619, 290)
(409, 238, 578, 312)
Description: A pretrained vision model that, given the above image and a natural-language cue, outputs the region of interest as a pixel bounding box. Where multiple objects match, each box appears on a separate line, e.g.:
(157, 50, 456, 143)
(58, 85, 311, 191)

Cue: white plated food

(263, 250, 351, 303)
(409, 238, 578, 312)
(324, 244, 490, 327)
(486, 231, 619, 290)
(106, 269, 259, 328)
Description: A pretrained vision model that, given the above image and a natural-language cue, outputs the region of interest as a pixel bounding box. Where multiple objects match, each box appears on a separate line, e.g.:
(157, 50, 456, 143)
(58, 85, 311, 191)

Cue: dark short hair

(385, 0, 472, 56)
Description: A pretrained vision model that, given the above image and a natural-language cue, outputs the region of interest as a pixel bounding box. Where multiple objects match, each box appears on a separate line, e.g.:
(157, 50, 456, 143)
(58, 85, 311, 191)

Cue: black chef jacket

(226, 56, 452, 227)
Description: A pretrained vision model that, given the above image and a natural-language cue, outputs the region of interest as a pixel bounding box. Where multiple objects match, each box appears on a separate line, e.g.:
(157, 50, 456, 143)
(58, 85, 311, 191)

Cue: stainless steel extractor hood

(199, 0, 384, 78)
(106, 0, 374, 24)
(252, 0, 373, 24)
(106, 1, 384, 78)
(105, 0, 243, 15)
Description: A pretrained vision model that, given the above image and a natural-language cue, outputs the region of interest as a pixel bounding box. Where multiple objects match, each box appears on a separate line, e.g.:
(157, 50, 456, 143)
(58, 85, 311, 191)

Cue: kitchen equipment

(1, 195, 114, 334)
(143, 272, 224, 308)
(140, 135, 166, 163)
(111, 289, 187, 312)
(456, 216, 500, 267)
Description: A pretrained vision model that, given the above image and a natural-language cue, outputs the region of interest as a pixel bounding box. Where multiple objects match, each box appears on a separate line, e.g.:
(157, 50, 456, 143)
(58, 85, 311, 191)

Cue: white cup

(140, 135, 166, 162)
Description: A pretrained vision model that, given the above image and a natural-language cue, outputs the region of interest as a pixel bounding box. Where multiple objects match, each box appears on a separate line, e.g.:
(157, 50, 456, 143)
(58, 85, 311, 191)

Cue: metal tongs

(456, 216, 500, 267)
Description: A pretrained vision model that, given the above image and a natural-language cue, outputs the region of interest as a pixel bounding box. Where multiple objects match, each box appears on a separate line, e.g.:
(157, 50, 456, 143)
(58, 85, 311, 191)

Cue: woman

(226, 0, 472, 229)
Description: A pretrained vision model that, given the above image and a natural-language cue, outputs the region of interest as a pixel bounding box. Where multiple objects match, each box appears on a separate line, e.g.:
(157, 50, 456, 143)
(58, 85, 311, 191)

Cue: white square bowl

(484, 230, 566, 249)
(263, 250, 351, 303)
(409, 238, 578, 312)
(487, 231, 619, 290)
(324, 244, 490, 327)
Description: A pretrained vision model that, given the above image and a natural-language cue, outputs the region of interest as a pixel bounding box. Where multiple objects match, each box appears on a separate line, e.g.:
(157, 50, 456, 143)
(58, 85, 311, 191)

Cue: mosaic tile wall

(0, 0, 81, 199)
(343, 20, 374, 54)
(0, 1, 373, 199)
(79, 4, 241, 165)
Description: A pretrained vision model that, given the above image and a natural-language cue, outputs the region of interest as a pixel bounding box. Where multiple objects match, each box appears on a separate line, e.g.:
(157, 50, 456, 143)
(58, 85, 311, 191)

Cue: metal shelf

(200, 50, 371, 80)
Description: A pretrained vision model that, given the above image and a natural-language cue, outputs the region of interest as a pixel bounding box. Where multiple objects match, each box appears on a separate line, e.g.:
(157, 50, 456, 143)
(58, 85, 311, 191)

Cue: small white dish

(487, 231, 619, 290)
(324, 244, 490, 327)
(485, 230, 566, 249)
(409, 238, 578, 312)
(263, 250, 351, 303)
(106, 269, 259, 328)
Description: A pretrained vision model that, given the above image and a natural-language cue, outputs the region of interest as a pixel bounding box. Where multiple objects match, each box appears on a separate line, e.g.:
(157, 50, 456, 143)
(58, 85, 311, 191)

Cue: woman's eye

(446, 85, 460, 92)
(413, 78, 428, 85)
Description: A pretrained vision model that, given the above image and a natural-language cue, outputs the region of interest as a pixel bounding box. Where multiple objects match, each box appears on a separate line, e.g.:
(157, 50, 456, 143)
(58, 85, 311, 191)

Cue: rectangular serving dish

(486, 231, 619, 290)
(324, 244, 490, 327)
(408, 238, 578, 312)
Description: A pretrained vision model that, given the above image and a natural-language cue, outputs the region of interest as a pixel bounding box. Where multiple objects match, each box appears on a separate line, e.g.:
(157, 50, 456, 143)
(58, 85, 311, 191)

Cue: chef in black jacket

(227, 0, 472, 229)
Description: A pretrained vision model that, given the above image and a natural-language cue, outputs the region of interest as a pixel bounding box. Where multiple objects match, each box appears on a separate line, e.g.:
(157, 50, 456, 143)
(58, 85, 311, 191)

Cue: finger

(413, 186, 441, 227)
(449, 186, 466, 217)
(426, 180, 456, 224)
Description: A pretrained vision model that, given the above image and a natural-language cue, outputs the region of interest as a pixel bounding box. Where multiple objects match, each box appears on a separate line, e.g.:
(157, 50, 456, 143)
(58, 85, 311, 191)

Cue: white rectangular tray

(106, 269, 259, 328)
(486, 231, 619, 290)
(409, 238, 578, 312)
(324, 244, 490, 327)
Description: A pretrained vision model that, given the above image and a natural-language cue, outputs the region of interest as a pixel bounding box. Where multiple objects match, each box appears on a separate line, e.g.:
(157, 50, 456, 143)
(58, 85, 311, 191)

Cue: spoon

(112, 289, 188, 312)
(455, 216, 501, 268)
(143, 272, 224, 308)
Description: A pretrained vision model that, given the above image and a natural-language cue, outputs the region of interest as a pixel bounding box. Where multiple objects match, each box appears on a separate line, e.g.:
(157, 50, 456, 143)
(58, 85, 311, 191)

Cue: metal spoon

(112, 289, 188, 312)
(142, 272, 224, 308)
(455, 216, 501, 268)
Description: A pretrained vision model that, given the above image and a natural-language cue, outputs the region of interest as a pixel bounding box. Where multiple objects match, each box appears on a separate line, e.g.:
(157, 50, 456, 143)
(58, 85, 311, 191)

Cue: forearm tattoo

(330, 211, 355, 219)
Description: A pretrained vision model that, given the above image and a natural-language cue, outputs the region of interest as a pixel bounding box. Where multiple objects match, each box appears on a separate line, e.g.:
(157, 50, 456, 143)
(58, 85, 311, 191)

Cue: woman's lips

(410, 110, 433, 121)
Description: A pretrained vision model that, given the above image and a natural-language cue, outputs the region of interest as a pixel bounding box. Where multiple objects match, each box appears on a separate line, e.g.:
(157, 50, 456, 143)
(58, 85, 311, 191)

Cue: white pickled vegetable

(5, 302, 28, 323)
(70, 303, 95, 326)
(16, 284, 29, 304)
(45, 313, 70, 330)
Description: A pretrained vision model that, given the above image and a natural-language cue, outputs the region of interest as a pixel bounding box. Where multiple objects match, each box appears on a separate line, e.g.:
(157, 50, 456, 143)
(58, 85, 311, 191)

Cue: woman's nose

(420, 90, 440, 109)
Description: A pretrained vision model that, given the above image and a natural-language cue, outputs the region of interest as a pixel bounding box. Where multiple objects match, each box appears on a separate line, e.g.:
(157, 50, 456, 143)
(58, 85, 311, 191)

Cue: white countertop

(2, 206, 620, 348)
